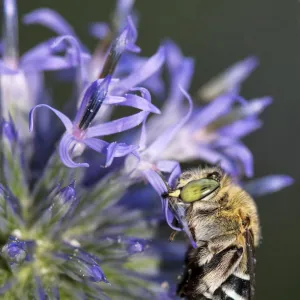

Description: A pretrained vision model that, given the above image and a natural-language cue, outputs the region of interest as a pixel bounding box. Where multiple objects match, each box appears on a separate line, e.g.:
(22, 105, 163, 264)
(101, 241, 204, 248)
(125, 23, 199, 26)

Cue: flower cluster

(0, 0, 293, 299)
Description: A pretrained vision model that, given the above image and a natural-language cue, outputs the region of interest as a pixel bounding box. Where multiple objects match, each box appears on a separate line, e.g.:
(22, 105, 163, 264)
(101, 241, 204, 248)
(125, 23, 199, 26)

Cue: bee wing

(245, 228, 256, 300)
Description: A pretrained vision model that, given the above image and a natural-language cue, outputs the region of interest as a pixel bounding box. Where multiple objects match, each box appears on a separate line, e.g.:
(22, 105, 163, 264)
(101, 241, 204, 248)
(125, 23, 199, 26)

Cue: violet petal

(146, 87, 193, 156)
(58, 133, 89, 168)
(243, 175, 294, 197)
(83, 138, 108, 153)
(121, 94, 161, 114)
(112, 46, 165, 95)
(23, 8, 77, 37)
(88, 22, 110, 39)
(29, 104, 73, 132)
(86, 111, 148, 138)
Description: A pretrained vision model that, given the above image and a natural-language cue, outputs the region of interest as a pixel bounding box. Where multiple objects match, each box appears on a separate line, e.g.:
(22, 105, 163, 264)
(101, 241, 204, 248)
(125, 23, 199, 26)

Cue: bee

(163, 166, 260, 300)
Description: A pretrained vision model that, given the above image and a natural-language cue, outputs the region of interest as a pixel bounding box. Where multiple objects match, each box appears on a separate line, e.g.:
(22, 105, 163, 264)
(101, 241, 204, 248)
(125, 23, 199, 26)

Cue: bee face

(169, 167, 231, 203)
(166, 167, 260, 300)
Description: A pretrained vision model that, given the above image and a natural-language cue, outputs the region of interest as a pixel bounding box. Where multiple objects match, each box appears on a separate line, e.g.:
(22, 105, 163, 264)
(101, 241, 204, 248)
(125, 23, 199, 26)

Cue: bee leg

(169, 230, 178, 242)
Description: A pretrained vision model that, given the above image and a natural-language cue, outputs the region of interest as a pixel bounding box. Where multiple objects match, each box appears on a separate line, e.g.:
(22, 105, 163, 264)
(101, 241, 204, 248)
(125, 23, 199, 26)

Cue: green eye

(180, 179, 220, 203)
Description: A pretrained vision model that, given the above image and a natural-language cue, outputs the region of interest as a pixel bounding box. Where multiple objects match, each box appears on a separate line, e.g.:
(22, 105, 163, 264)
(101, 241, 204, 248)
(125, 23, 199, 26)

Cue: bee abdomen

(214, 274, 251, 300)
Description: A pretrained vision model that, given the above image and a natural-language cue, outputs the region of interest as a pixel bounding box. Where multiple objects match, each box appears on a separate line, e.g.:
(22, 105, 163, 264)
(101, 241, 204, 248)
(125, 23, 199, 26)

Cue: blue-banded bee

(163, 167, 260, 300)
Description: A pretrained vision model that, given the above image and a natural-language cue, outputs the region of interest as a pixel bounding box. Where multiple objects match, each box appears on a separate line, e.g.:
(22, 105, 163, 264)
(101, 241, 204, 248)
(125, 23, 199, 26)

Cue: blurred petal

(220, 119, 262, 139)
(205, 96, 272, 131)
(243, 175, 294, 197)
(86, 111, 148, 138)
(189, 94, 235, 130)
(146, 87, 193, 156)
(224, 143, 253, 177)
(23, 8, 77, 37)
(51, 35, 89, 86)
(59, 134, 89, 168)
(0, 60, 18, 74)
(138, 118, 148, 150)
(112, 46, 164, 95)
(29, 104, 72, 132)
(196, 146, 236, 176)
(198, 56, 259, 101)
(88, 22, 110, 39)
(164, 40, 194, 103)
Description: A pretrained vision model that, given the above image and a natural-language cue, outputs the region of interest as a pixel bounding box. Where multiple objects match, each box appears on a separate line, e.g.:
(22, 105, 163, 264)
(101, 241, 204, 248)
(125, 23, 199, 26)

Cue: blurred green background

(17, 1, 299, 299)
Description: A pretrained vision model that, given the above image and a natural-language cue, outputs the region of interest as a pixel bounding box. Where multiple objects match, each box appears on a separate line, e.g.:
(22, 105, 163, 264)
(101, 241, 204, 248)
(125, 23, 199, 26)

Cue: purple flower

(29, 76, 159, 168)
(144, 42, 270, 178)
(23, 6, 164, 96)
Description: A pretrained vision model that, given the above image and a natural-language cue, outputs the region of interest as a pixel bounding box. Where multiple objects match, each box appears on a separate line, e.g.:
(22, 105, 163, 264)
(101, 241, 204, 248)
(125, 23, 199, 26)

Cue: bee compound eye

(180, 178, 220, 203)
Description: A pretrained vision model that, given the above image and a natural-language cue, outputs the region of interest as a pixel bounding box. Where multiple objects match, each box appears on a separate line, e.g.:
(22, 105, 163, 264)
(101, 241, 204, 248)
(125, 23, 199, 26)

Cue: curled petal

(23, 8, 77, 37)
(86, 111, 148, 138)
(59, 134, 89, 168)
(243, 175, 294, 197)
(146, 87, 193, 156)
(121, 94, 161, 114)
(112, 46, 165, 95)
(29, 104, 73, 132)
(51, 35, 88, 86)
(198, 56, 259, 101)
(105, 142, 139, 167)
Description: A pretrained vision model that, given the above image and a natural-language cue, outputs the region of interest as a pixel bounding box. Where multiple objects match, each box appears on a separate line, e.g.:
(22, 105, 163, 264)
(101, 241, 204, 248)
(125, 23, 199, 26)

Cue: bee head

(168, 167, 226, 203)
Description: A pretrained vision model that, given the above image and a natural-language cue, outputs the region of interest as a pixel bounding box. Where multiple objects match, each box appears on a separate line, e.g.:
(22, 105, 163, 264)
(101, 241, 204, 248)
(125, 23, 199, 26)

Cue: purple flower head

(1, 236, 28, 267)
(0, 1, 91, 137)
(161, 95, 272, 178)
(29, 74, 159, 168)
(0, 1, 293, 299)
(143, 42, 270, 178)
(23, 6, 164, 93)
